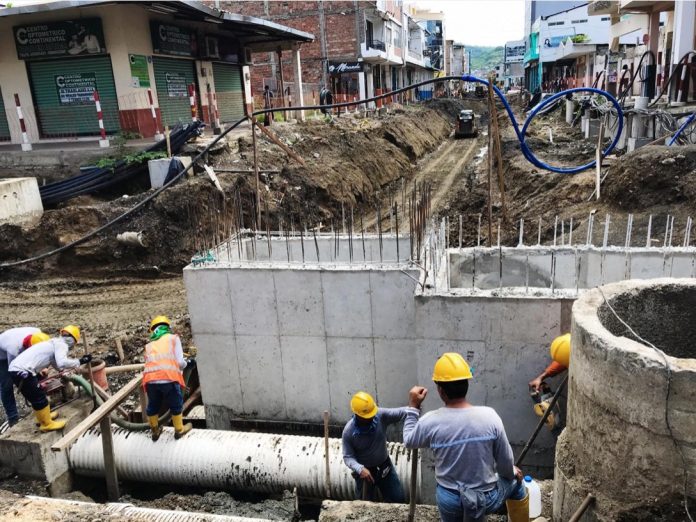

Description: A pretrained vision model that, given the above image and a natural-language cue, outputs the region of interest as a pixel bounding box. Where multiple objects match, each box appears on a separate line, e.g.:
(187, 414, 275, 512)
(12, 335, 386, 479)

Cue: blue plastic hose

(668, 112, 696, 146)
(460, 75, 624, 174)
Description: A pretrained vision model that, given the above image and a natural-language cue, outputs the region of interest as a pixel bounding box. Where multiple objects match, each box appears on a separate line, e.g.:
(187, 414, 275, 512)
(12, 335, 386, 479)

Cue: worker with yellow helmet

(529, 334, 570, 435)
(402, 353, 529, 522)
(143, 315, 194, 441)
(0, 327, 48, 426)
(8, 325, 90, 432)
(341, 391, 407, 502)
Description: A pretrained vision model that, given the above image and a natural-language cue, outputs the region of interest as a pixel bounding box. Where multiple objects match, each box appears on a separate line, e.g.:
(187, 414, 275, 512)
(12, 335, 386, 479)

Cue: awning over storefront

(0, 0, 314, 51)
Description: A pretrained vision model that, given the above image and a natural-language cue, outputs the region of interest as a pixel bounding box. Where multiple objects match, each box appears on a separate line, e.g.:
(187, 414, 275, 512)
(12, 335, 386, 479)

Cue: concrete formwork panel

(666, 252, 694, 278)
(327, 337, 377, 421)
(369, 270, 419, 339)
(523, 252, 553, 289)
(274, 270, 324, 337)
(373, 338, 418, 409)
(551, 250, 578, 289)
(194, 333, 244, 413)
(321, 271, 373, 338)
(227, 270, 279, 336)
(235, 335, 286, 419)
(473, 250, 501, 289)
(599, 251, 628, 285)
(281, 336, 331, 420)
(184, 268, 233, 335)
(627, 250, 665, 280)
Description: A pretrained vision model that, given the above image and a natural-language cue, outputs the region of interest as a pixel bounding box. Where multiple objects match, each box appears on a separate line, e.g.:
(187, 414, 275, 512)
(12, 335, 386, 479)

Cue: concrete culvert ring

(553, 278, 696, 522)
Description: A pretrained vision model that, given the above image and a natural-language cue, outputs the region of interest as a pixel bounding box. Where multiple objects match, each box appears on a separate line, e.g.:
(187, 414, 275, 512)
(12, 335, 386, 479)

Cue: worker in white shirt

(9, 325, 90, 432)
(0, 327, 49, 426)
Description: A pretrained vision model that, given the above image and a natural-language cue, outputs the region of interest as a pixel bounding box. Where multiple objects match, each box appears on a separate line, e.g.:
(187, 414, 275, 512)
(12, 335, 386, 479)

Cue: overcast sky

(414, 0, 526, 47)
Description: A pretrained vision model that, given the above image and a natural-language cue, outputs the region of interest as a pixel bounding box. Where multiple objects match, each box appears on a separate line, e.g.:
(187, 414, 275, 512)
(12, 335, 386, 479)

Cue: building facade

(0, 1, 312, 145)
(224, 1, 436, 108)
(504, 39, 525, 89)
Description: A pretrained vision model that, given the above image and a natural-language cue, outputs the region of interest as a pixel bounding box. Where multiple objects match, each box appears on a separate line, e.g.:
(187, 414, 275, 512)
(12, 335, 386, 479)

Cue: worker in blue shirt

(341, 391, 407, 503)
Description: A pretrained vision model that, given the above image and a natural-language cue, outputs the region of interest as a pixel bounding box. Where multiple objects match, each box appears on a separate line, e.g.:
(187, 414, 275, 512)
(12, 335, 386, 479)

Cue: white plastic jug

(524, 475, 542, 518)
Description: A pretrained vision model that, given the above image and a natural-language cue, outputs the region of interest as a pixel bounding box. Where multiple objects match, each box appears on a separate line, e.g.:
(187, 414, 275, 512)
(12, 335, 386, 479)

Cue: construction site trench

(1, 93, 696, 521)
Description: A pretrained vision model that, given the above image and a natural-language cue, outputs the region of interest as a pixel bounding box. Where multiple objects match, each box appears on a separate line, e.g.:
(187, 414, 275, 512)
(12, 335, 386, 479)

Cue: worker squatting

(0, 315, 195, 438)
(341, 335, 570, 521)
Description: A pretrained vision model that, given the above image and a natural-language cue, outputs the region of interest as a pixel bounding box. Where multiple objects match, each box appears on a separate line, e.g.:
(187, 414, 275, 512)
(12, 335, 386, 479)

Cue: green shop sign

(55, 73, 97, 105)
(14, 18, 105, 59)
(151, 21, 197, 57)
(129, 54, 150, 88)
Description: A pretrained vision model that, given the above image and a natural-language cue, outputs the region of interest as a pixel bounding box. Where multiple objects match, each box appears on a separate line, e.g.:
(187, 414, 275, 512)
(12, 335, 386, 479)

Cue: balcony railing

(367, 39, 386, 51)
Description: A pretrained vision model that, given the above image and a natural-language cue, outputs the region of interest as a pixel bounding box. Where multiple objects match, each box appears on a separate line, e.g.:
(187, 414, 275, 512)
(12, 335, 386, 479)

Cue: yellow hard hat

(432, 352, 473, 382)
(30, 332, 50, 346)
(149, 315, 171, 332)
(60, 325, 81, 343)
(350, 391, 378, 419)
(550, 334, 571, 367)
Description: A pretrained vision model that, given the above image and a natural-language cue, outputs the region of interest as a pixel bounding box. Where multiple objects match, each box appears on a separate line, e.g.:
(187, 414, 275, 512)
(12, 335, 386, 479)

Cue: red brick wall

(214, 1, 369, 101)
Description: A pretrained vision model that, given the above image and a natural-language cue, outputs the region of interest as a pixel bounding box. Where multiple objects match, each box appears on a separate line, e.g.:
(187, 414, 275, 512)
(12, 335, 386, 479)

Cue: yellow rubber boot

(35, 410, 60, 427)
(506, 493, 530, 522)
(148, 415, 161, 442)
(35, 406, 66, 432)
(172, 414, 192, 440)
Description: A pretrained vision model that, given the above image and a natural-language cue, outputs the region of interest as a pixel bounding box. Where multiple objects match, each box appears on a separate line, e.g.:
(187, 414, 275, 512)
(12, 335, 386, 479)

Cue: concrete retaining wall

(0, 177, 43, 225)
(185, 239, 572, 500)
(449, 246, 696, 292)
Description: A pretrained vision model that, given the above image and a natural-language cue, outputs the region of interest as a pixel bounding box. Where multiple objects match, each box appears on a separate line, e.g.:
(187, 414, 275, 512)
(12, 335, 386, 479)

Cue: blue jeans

(145, 382, 183, 416)
(0, 360, 18, 424)
(436, 477, 526, 522)
(354, 465, 405, 503)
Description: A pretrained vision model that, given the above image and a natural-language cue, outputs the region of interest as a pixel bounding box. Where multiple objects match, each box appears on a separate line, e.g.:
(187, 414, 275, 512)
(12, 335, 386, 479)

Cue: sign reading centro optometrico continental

(14, 18, 106, 59)
(150, 21, 197, 57)
(55, 73, 97, 105)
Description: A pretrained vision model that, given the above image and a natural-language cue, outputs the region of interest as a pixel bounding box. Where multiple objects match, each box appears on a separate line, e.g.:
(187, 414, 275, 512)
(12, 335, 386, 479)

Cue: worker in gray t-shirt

(403, 353, 529, 522)
(342, 391, 407, 502)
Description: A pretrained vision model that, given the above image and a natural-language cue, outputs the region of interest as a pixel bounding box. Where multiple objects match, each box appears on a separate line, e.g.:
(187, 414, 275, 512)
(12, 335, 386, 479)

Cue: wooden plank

(114, 339, 124, 362)
(92, 382, 129, 419)
(51, 374, 142, 452)
(100, 415, 120, 501)
(254, 120, 306, 166)
(138, 386, 148, 423)
(182, 387, 202, 414)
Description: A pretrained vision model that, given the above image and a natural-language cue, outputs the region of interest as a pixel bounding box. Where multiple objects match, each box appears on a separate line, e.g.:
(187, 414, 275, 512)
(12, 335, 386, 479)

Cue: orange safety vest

(142, 334, 185, 387)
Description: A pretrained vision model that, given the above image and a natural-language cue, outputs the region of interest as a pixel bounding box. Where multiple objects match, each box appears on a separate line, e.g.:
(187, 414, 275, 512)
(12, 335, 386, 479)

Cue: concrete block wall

(0, 177, 43, 226)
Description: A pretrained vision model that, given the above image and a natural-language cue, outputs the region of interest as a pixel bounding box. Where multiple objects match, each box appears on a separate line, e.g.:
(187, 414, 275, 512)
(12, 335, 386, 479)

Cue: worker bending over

(342, 391, 406, 503)
(403, 353, 528, 522)
(8, 326, 89, 432)
(144, 315, 193, 441)
(0, 327, 49, 426)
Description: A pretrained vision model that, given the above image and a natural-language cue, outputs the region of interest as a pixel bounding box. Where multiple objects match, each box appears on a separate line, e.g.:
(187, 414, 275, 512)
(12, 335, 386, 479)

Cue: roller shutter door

(152, 57, 197, 127)
(212, 62, 245, 123)
(27, 56, 119, 138)
(0, 89, 10, 141)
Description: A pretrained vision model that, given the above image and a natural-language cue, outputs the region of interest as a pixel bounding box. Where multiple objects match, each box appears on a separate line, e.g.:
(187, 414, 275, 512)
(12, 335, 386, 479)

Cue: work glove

(185, 358, 197, 369)
(79, 354, 93, 365)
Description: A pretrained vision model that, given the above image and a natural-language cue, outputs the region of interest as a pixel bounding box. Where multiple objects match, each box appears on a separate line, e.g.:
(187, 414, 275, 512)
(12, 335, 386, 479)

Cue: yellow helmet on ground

(60, 325, 81, 343)
(22, 332, 50, 350)
(350, 391, 378, 419)
(432, 352, 473, 382)
(149, 315, 171, 332)
(550, 334, 571, 367)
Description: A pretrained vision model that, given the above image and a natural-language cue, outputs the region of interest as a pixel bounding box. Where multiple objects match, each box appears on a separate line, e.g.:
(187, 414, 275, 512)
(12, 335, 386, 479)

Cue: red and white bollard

(188, 83, 198, 122)
(13, 94, 32, 151)
(147, 88, 164, 141)
(673, 52, 692, 106)
(93, 90, 109, 148)
(212, 91, 222, 134)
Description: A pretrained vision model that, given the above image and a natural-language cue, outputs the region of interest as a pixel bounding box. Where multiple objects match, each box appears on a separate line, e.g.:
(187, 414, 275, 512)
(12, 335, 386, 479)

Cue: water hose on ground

(668, 112, 696, 146)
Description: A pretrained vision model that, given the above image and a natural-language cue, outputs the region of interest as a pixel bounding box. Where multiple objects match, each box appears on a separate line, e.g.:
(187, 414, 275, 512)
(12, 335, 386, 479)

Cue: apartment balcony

(619, 0, 674, 13)
(361, 40, 388, 62)
(406, 48, 425, 67)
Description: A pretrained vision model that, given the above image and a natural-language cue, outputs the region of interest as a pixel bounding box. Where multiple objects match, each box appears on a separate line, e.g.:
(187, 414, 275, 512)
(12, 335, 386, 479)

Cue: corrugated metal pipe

(69, 427, 420, 501)
(25, 496, 274, 521)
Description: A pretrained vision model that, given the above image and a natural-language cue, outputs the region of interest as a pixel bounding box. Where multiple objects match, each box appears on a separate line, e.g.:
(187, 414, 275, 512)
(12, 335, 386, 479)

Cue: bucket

(90, 358, 108, 391)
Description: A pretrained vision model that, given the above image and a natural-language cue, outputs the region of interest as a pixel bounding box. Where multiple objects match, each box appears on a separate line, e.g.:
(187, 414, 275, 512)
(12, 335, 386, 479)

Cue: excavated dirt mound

(0, 101, 465, 279)
(603, 145, 696, 210)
